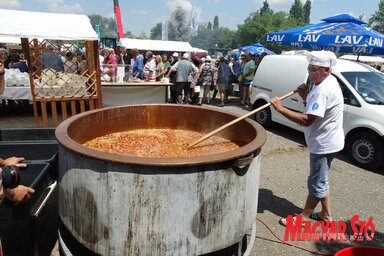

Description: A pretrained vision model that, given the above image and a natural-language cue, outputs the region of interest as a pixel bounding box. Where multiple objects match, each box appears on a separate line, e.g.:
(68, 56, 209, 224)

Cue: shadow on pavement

(257, 188, 303, 218)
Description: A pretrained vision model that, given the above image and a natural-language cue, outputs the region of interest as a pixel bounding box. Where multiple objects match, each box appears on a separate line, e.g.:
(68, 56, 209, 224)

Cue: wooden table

(101, 81, 172, 106)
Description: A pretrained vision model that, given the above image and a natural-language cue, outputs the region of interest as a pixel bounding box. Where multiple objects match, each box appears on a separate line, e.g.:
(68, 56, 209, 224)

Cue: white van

(250, 54, 384, 169)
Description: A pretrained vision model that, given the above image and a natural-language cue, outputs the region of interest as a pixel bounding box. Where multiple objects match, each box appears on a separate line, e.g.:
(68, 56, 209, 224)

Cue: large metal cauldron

(55, 104, 267, 256)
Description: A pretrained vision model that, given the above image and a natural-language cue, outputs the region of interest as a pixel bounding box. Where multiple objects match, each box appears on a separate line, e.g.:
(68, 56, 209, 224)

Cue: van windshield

(342, 71, 384, 105)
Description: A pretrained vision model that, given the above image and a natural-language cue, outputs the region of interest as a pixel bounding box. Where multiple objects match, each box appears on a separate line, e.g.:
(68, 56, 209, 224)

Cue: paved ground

(0, 100, 383, 255)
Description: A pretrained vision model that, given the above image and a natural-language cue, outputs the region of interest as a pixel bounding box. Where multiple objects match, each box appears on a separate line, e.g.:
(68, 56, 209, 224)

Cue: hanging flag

(190, 6, 201, 35)
(162, 21, 168, 41)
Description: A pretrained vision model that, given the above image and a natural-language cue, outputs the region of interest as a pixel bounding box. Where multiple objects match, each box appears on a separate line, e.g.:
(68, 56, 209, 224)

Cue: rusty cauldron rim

(55, 104, 267, 167)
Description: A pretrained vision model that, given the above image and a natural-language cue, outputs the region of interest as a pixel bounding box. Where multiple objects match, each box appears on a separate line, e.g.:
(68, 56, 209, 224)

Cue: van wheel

(346, 132, 384, 170)
(253, 104, 272, 128)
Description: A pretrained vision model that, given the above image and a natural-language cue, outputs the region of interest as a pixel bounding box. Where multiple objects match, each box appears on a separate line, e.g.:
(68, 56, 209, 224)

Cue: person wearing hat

(168, 52, 180, 103)
(167, 52, 198, 104)
(239, 52, 255, 105)
(270, 50, 344, 227)
(197, 56, 213, 105)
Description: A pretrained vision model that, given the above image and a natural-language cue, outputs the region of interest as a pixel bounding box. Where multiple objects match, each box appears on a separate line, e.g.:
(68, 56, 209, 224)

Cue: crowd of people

(1, 42, 270, 107)
(100, 46, 269, 107)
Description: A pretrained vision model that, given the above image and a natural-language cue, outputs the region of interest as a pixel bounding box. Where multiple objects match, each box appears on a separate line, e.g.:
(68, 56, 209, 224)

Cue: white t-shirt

(304, 75, 344, 154)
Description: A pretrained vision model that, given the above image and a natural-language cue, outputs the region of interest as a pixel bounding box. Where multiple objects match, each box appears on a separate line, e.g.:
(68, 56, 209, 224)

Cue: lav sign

(297, 34, 321, 43)
(368, 37, 384, 47)
(266, 35, 285, 42)
(334, 35, 364, 45)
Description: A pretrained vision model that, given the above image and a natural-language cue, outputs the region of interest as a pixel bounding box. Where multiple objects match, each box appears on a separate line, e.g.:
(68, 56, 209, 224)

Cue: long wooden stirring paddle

(187, 90, 298, 150)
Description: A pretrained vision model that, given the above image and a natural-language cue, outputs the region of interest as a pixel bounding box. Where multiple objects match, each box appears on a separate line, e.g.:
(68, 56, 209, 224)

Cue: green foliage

(190, 17, 237, 51)
(303, 0, 311, 24)
(368, 0, 384, 33)
(150, 23, 162, 40)
(213, 16, 219, 30)
(236, 8, 301, 53)
(124, 31, 136, 39)
(207, 22, 212, 30)
(289, 0, 304, 24)
(139, 31, 148, 39)
(260, 0, 272, 15)
(167, 6, 189, 41)
(88, 14, 118, 38)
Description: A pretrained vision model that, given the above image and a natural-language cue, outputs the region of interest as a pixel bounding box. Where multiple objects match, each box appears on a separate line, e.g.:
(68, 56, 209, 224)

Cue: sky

(0, 0, 381, 36)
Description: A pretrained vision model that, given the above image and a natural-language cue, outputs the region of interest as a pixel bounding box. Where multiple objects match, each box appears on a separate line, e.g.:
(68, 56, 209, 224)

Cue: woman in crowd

(155, 55, 165, 81)
(217, 57, 232, 107)
(197, 56, 213, 105)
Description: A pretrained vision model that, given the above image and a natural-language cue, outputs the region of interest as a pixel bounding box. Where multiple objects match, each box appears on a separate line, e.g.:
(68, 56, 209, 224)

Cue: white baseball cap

(172, 52, 179, 57)
(182, 52, 189, 59)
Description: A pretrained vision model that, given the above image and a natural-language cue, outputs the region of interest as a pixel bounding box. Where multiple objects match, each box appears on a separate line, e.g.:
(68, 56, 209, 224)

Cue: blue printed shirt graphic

(305, 92, 326, 118)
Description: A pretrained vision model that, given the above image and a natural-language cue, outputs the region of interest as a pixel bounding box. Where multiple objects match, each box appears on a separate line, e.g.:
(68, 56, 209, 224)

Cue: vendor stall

(0, 9, 102, 127)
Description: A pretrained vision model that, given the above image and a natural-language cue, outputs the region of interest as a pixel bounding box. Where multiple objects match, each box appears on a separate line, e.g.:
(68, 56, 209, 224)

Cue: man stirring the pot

(270, 50, 344, 226)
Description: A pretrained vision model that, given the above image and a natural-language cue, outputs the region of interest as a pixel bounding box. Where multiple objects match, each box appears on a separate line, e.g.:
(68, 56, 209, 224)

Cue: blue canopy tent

(265, 14, 384, 55)
(238, 43, 275, 55)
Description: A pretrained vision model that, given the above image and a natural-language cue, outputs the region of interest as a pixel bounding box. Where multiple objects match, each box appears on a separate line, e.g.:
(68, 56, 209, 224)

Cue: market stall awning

(191, 47, 208, 53)
(0, 8, 98, 41)
(119, 38, 194, 52)
(0, 36, 23, 44)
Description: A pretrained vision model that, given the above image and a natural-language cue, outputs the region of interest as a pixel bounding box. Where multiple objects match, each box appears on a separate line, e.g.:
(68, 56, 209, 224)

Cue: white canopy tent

(0, 8, 98, 40)
(119, 38, 194, 52)
(0, 36, 23, 44)
(0, 8, 101, 128)
(191, 47, 208, 53)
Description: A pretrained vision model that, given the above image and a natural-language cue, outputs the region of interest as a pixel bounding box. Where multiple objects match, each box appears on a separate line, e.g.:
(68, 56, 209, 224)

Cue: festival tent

(0, 8, 101, 128)
(238, 43, 275, 55)
(265, 14, 384, 55)
(191, 47, 208, 53)
(0, 9, 98, 40)
(0, 36, 23, 44)
(119, 38, 194, 52)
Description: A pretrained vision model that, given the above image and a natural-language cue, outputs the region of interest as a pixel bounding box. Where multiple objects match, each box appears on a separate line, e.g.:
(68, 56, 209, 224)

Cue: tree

(236, 6, 298, 53)
(289, 0, 304, 24)
(139, 31, 148, 39)
(88, 14, 118, 38)
(124, 31, 136, 39)
(207, 22, 212, 30)
(167, 6, 189, 41)
(369, 0, 384, 33)
(213, 16, 219, 30)
(190, 21, 237, 51)
(150, 22, 162, 40)
(303, 0, 311, 25)
(260, 0, 273, 15)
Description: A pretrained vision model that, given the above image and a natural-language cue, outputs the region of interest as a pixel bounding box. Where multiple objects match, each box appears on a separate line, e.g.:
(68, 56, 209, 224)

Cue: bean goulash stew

(83, 129, 239, 158)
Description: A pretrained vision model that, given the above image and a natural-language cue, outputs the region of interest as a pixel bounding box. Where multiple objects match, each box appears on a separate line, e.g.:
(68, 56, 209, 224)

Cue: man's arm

(0, 157, 27, 168)
(270, 97, 317, 127)
(4, 185, 35, 204)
